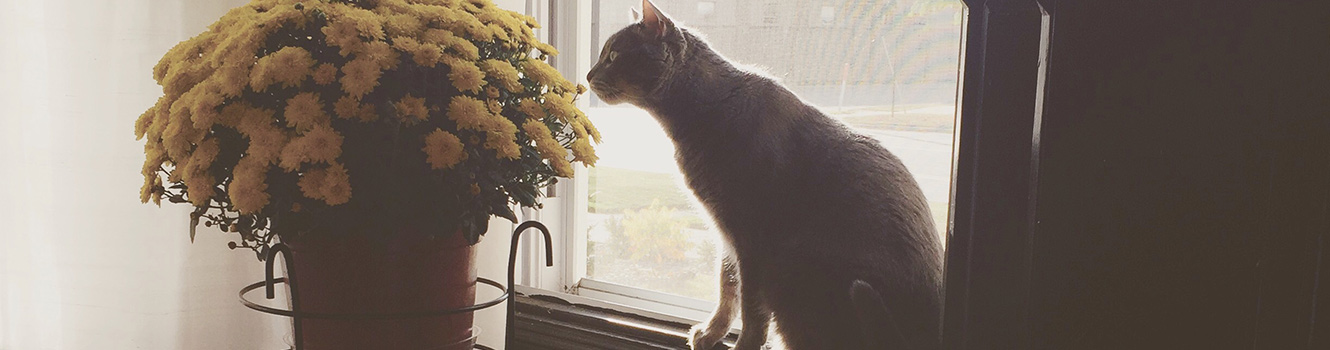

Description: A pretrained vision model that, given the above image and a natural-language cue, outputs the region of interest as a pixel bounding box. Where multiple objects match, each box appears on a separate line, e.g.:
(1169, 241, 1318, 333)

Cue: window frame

(515, 0, 982, 330)
(518, 0, 730, 324)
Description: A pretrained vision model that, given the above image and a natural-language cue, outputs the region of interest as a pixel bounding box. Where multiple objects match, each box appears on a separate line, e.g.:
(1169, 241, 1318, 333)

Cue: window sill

(511, 292, 738, 350)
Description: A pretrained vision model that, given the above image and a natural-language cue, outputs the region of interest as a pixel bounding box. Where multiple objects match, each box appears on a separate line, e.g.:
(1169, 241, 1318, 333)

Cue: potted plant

(134, 0, 598, 348)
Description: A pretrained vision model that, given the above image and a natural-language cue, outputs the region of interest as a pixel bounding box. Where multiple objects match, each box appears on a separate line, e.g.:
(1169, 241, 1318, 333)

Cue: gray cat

(586, 1, 944, 349)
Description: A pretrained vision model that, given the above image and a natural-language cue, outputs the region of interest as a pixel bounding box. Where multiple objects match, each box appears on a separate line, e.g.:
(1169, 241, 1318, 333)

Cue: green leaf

(189, 215, 199, 243)
(511, 185, 537, 207)
(494, 205, 517, 223)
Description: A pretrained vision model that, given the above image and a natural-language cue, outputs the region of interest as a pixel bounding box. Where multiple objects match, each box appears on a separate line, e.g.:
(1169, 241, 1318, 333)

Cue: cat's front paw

(689, 324, 726, 350)
(729, 340, 769, 350)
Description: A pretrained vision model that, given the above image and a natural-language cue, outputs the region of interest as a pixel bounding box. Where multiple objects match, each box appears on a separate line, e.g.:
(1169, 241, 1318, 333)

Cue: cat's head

(587, 0, 687, 106)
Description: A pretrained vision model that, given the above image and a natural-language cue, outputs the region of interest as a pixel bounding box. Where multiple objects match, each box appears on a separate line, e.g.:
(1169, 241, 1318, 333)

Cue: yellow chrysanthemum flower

(244, 121, 288, 165)
(145, 104, 170, 141)
(139, 0, 599, 238)
(183, 137, 220, 180)
(423, 128, 467, 169)
(356, 40, 400, 70)
(229, 156, 271, 214)
(451, 13, 492, 41)
(136, 98, 166, 140)
(298, 162, 353, 205)
(186, 173, 216, 206)
(550, 157, 574, 177)
(234, 103, 277, 134)
(487, 23, 510, 41)
(220, 101, 260, 130)
(250, 46, 315, 91)
(384, 13, 424, 38)
(572, 108, 602, 143)
(517, 98, 544, 119)
(392, 36, 423, 53)
(540, 92, 575, 122)
(411, 43, 445, 67)
(443, 56, 486, 93)
(570, 137, 597, 166)
(223, 102, 287, 165)
(298, 166, 328, 201)
(162, 113, 204, 161)
(484, 131, 521, 160)
(154, 31, 213, 84)
(519, 13, 541, 29)
(212, 66, 250, 98)
(522, 120, 572, 176)
(447, 95, 490, 131)
(521, 58, 574, 92)
(260, 4, 307, 30)
(140, 172, 164, 205)
(422, 29, 479, 60)
(312, 63, 339, 85)
(331, 5, 387, 42)
(279, 125, 345, 171)
(340, 57, 383, 98)
(394, 94, 429, 125)
(477, 59, 522, 92)
(334, 96, 380, 122)
(321, 163, 353, 205)
(474, 7, 523, 36)
(322, 20, 364, 56)
(285, 92, 329, 131)
(533, 41, 559, 56)
(208, 29, 261, 67)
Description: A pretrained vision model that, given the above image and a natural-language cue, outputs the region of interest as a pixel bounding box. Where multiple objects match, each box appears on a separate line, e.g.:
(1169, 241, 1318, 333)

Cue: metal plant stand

(239, 221, 555, 350)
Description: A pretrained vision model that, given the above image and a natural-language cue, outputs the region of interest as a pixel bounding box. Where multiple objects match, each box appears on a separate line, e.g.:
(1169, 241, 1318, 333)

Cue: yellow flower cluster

(280, 125, 344, 172)
(423, 128, 467, 169)
(522, 120, 573, 177)
(250, 46, 315, 91)
(443, 56, 486, 94)
(446, 95, 520, 159)
(136, 0, 598, 223)
(334, 96, 379, 122)
(298, 162, 353, 205)
(477, 59, 523, 92)
(285, 92, 329, 131)
(520, 59, 575, 93)
(394, 94, 430, 125)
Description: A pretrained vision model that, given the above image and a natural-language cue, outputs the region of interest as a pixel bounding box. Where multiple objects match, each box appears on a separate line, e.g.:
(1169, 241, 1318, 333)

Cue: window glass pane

(585, 0, 965, 302)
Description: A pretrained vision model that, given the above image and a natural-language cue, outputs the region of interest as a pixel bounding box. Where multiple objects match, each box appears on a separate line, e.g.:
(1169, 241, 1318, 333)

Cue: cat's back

(786, 107, 940, 256)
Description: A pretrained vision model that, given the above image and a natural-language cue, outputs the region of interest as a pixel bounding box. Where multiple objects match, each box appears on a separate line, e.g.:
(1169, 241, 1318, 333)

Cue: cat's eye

(605, 51, 619, 63)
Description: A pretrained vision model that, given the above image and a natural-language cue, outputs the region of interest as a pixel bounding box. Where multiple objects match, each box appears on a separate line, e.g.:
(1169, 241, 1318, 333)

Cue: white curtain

(0, 0, 291, 348)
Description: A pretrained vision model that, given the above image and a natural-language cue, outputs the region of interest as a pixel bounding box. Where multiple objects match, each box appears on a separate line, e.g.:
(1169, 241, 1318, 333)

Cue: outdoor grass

(588, 166, 695, 214)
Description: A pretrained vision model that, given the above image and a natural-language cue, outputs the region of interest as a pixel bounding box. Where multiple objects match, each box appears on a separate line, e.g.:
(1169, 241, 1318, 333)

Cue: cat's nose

(586, 66, 601, 82)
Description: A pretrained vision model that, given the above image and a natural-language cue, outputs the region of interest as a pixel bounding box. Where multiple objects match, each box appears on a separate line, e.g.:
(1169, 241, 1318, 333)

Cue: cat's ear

(630, 7, 641, 22)
(641, 0, 676, 39)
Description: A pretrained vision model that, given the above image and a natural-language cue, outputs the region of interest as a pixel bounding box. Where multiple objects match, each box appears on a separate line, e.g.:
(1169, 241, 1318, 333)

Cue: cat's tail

(850, 279, 909, 350)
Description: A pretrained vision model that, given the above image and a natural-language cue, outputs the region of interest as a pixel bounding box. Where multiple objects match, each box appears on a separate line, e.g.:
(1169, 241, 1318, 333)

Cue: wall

(0, 0, 533, 348)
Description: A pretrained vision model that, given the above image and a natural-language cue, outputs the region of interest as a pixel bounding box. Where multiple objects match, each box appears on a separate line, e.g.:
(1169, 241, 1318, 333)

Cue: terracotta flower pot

(283, 231, 477, 350)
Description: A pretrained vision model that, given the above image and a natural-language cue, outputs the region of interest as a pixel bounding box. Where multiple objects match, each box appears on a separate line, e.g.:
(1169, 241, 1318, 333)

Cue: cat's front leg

(731, 259, 772, 350)
(690, 249, 740, 350)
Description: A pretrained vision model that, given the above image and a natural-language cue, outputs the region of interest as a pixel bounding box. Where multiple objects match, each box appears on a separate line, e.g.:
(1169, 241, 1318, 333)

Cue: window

(524, 0, 967, 324)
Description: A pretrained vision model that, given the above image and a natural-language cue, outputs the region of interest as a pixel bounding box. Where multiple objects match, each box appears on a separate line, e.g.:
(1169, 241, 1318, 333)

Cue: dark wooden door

(945, 1, 1330, 349)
